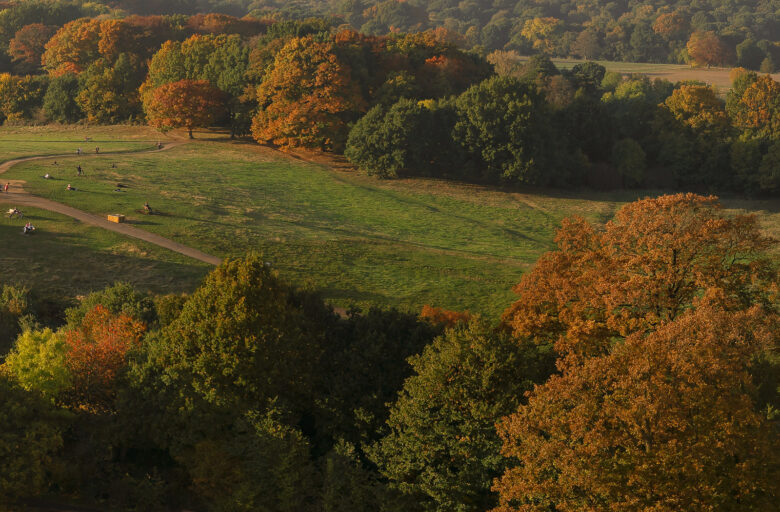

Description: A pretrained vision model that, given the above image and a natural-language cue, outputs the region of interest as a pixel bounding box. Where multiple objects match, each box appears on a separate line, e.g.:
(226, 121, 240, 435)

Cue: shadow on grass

(0, 223, 209, 298)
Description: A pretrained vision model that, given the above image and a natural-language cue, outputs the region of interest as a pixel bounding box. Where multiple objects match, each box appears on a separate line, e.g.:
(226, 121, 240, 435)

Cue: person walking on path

(77, 148, 81, 156)
(3, 182, 8, 193)
(95, 147, 100, 154)
(77, 165, 83, 176)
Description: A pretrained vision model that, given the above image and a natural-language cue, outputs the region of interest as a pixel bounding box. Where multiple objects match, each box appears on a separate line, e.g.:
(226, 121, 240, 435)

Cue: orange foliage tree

(251, 36, 366, 151)
(143, 79, 226, 138)
(493, 304, 780, 511)
(733, 74, 780, 140)
(652, 10, 690, 40)
(686, 30, 732, 67)
(64, 305, 145, 410)
(419, 305, 472, 328)
(501, 193, 775, 364)
(8, 23, 56, 71)
(41, 18, 102, 76)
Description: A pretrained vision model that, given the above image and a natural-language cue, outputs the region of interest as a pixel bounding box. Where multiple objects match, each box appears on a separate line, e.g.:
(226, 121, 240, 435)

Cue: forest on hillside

(10, 0, 776, 69)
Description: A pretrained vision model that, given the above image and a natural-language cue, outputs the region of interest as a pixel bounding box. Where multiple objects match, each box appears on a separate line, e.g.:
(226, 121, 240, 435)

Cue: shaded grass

(4, 129, 779, 316)
(0, 203, 210, 300)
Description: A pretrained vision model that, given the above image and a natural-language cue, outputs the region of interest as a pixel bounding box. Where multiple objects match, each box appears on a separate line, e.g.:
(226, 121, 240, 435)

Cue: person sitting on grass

(143, 201, 152, 213)
(43, 173, 51, 179)
(22, 222, 34, 234)
(66, 183, 75, 191)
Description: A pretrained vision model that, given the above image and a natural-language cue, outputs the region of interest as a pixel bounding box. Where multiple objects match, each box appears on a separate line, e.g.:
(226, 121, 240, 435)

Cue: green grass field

(2, 126, 779, 317)
(0, 125, 170, 163)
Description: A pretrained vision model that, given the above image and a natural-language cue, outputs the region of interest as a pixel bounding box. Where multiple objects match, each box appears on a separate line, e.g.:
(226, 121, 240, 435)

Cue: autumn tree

(502, 194, 776, 364)
(143, 79, 225, 138)
(251, 36, 365, 150)
(8, 23, 56, 73)
(41, 18, 102, 76)
(0, 73, 48, 122)
(686, 30, 732, 67)
(63, 305, 145, 410)
(662, 84, 729, 134)
(419, 305, 471, 328)
(652, 10, 690, 40)
(372, 320, 555, 512)
(732, 75, 780, 140)
(494, 305, 780, 512)
(520, 17, 563, 55)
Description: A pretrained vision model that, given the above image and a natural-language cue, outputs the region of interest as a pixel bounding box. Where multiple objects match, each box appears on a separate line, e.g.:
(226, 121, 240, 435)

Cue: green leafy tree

(345, 98, 456, 178)
(143, 256, 321, 416)
(453, 76, 552, 184)
(43, 72, 83, 122)
(611, 138, 646, 187)
(372, 320, 555, 512)
(65, 282, 156, 328)
(0, 374, 64, 503)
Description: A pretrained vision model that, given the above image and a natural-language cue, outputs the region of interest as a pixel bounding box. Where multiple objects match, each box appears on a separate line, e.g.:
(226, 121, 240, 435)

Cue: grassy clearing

(515, 56, 780, 91)
(5, 128, 779, 316)
(0, 125, 172, 162)
(0, 202, 210, 300)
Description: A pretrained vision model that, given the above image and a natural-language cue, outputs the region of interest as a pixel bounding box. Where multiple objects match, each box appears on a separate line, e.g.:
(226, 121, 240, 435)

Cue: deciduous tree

(64, 305, 145, 410)
(8, 23, 56, 73)
(251, 36, 365, 150)
(686, 30, 732, 67)
(143, 79, 225, 138)
(372, 321, 555, 512)
(494, 305, 780, 512)
(502, 194, 776, 364)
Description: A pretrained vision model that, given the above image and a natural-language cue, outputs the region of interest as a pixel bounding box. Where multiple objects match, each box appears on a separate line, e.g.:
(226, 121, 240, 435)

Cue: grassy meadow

(514, 56, 780, 91)
(2, 126, 779, 317)
(0, 125, 170, 163)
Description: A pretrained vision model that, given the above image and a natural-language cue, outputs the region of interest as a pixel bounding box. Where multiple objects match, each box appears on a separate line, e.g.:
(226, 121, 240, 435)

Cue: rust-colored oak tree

(143, 79, 225, 138)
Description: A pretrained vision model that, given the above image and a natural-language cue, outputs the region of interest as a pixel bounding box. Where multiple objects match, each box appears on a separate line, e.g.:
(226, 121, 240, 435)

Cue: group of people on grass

(5, 141, 162, 238)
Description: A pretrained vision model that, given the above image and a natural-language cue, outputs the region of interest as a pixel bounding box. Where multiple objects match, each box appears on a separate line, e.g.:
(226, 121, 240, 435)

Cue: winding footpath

(0, 142, 222, 266)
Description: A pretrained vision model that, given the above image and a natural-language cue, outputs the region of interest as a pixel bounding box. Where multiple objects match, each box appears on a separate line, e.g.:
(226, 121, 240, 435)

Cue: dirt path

(0, 142, 222, 266)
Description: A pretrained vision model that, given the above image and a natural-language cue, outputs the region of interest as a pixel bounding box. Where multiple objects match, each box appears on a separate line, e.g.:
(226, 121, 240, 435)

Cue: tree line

(0, 10, 778, 194)
(1, 193, 778, 510)
(6, 0, 776, 71)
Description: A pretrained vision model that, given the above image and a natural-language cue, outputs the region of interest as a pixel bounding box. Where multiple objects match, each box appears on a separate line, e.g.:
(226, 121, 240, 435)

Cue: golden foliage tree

(41, 18, 102, 76)
(250, 36, 366, 151)
(663, 84, 729, 134)
(501, 193, 775, 364)
(734, 74, 780, 140)
(494, 304, 779, 512)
